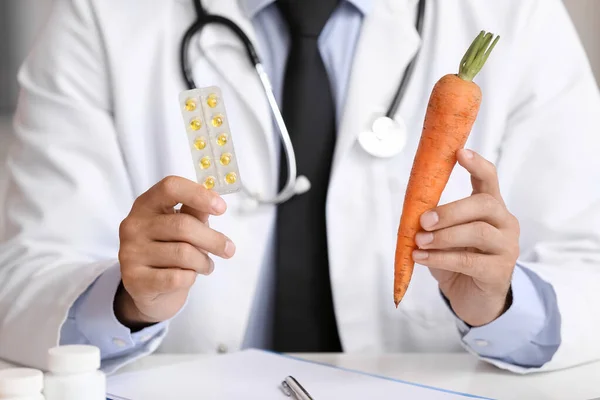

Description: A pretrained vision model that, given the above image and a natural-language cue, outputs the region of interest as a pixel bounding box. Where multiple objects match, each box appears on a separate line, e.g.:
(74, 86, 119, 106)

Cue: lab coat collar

(238, 0, 273, 18)
(239, 0, 375, 19)
(332, 0, 423, 172)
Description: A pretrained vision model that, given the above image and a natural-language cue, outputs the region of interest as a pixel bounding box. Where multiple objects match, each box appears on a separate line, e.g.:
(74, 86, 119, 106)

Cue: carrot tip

(394, 294, 402, 307)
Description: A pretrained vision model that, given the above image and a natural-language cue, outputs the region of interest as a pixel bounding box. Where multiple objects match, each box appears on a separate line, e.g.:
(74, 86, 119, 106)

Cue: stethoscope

(181, 0, 427, 206)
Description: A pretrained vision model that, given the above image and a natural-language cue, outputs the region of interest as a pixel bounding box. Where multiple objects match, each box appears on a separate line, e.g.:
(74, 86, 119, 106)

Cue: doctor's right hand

(115, 176, 236, 330)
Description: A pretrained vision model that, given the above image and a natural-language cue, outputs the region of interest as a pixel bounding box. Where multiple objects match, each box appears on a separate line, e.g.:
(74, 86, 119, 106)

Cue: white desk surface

(1, 352, 598, 399)
(104, 352, 599, 400)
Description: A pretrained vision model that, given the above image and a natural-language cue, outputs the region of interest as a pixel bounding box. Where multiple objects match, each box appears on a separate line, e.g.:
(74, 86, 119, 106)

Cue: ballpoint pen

(281, 375, 314, 400)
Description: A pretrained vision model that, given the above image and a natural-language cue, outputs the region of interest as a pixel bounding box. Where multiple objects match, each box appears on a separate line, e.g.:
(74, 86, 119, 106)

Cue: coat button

(474, 339, 489, 347)
(217, 344, 228, 354)
(112, 338, 127, 348)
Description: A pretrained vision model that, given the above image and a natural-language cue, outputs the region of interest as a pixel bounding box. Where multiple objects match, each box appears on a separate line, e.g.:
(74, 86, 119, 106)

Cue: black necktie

(272, 0, 343, 353)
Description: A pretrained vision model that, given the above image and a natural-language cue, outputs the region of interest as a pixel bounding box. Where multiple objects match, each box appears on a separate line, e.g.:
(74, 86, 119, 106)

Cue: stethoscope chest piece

(358, 116, 407, 158)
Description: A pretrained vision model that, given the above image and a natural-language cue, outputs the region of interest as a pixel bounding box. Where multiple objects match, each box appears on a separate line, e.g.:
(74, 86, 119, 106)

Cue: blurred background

(0, 0, 599, 140)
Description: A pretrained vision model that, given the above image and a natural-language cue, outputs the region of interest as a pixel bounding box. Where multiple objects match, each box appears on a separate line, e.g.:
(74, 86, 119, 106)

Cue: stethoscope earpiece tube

(385, 0, 427, 119)
(253, 63, 306, 205)
(180, 20, 202, 90)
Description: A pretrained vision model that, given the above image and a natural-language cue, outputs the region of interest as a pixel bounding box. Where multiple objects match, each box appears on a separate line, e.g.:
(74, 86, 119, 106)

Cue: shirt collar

(239, 0, 373, 20)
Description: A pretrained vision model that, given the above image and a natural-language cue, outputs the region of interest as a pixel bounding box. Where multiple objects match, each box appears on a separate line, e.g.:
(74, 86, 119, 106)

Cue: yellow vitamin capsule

(225, 172, 237, 185)
(203, 176, 215, 190)
(190, 118, 202, 131)
(217, 133, 228, 146)
(219, 153, 232, 166)
(194, 137, 206, 150)
(212, 114, 224, 128)
(206, 94, 218, 108)
(199, 156, 211, 170)
(185, 98, 197, 112)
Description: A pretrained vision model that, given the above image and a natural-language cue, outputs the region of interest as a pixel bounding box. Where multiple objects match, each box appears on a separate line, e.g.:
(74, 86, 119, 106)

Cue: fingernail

(413, 250, 429, 260)
(420, 211, 439, 229)
(211, 196, 226, 214)
(415, 232, 434, 247)
(463, 149, 474, 159)
(207, 258, 215, 275)
(224, 240, 236, 258)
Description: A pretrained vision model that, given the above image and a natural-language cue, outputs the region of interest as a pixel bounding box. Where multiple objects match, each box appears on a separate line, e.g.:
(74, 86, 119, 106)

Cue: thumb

(457, 149, 505, 206)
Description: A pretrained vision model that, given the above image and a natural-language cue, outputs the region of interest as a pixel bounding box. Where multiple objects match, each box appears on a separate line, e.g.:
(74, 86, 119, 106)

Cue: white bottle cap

(47, 345, 100, 374)
(0, 368, 43, 396)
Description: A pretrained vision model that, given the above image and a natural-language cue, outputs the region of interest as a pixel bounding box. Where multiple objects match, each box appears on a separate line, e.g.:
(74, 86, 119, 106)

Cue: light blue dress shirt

(61, 0, 561, 369)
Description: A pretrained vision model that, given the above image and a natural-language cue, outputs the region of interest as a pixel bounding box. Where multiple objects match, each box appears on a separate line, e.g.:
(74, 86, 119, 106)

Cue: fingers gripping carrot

(394, 31, 500, 307)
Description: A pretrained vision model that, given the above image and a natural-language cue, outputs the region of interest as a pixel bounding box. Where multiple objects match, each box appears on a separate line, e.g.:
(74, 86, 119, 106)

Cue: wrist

(114, 282, 157, 332)
(460, 286, 513, 329)
(502, 285, 513, 314)
(441, 283, 512, 327)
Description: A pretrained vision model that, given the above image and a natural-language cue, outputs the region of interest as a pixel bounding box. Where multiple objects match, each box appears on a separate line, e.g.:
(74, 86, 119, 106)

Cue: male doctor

(1, 0, 599, 375)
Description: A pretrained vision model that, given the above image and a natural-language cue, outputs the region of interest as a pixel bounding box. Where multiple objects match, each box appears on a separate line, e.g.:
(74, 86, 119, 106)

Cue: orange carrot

(394, 31, 500, 307)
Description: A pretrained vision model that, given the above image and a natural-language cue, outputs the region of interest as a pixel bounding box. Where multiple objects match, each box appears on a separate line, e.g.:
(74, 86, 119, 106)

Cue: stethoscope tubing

(181, 0, 426, 207)
(252, 63, 305, 204)
(385, 0, 427, 118)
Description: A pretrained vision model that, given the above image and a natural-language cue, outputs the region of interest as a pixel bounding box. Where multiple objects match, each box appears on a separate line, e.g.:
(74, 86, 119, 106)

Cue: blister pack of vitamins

(178, 86, 242, 195)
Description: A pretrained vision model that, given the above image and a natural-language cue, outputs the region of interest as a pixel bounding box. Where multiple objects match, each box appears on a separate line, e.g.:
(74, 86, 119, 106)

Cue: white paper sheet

(107, 349, 490, 400)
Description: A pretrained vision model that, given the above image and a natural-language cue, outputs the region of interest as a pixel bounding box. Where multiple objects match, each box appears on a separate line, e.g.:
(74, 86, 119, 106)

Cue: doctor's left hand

(412, 149, 521, 327)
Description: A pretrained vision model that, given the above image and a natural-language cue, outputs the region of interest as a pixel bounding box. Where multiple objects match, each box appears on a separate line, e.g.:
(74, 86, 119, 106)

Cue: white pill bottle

(43, 345, 105, 400)
(0, 368, 45, 400)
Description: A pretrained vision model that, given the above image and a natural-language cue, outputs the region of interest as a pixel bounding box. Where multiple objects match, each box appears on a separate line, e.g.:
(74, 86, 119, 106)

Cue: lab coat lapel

(325, 0, 423, 351)
(333, 0, 422, 171)
(194, 0, 276, 169)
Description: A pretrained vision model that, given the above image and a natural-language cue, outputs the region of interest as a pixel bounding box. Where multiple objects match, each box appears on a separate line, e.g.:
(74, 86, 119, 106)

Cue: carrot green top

(458, 31, 500, 82)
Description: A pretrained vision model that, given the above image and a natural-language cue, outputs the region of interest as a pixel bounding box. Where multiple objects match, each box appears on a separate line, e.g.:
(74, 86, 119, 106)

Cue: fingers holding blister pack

(179, 87, 242, 195)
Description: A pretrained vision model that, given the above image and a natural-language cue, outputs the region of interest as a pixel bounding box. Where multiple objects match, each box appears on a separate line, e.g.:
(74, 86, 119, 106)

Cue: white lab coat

(1, 0, 599, 375)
